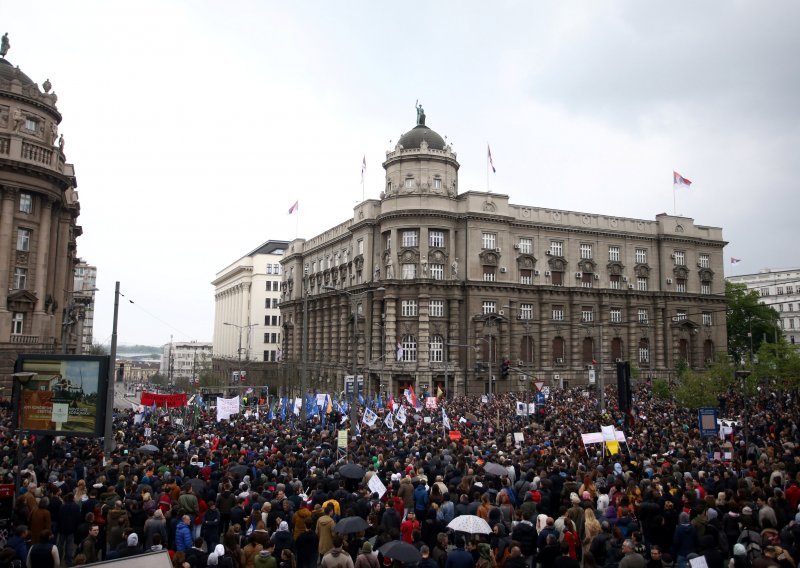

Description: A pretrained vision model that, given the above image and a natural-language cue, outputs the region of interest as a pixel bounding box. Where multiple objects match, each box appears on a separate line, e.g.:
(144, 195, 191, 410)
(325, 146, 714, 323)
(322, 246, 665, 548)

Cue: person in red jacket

(400, 511, 420, 544)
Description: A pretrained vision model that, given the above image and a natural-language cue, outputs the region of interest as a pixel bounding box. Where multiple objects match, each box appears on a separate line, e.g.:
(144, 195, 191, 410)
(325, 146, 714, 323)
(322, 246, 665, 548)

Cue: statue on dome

(0, 33, 9, 58)
(415, 100, 426, 126)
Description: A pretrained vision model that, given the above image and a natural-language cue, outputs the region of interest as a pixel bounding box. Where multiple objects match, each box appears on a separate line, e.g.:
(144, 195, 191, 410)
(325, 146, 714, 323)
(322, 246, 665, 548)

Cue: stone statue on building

(0, 33, 9, 58)
(11, 108, 23, 131)
(386, 258, 395, 279)
(58, 133, 65, 151)
(451, 258, 459, 278)
(421, 257, 428, 276)
(415, 99, 426, 126)
(49, 121, 58, 145)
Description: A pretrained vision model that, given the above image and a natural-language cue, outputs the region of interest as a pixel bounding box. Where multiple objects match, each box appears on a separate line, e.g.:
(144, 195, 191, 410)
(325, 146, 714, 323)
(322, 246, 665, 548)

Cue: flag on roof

(730, 257, 742, 264)
(488, 144, 496, 173)
(288, 200, 299, 214)
(673, 171, 691, 188)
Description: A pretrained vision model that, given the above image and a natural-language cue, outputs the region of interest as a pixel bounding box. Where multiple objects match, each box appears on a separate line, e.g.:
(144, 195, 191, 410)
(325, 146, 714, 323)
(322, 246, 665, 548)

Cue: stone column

(34, 198, 53, 313)
(0, 187, 17, 338)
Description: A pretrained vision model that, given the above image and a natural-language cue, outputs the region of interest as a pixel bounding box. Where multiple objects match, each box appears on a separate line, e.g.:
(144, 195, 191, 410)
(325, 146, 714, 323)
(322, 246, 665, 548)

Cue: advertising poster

(16, 355, 109, 436)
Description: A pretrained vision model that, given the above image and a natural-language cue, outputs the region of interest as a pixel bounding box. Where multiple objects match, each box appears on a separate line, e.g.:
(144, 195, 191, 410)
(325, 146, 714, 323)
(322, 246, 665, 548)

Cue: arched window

(520, 336, 534, 363)
(552, 336, 565, 362)
(611, 338, 623, 361)
(401, 335, 417, 362)
(582, 337, 594, 364)
(429, 334, 444, 363)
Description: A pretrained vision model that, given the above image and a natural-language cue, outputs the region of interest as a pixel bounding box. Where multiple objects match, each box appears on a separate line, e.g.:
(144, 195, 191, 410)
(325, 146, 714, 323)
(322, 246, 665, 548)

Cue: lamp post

(223, 322, 258, 391)
(12, 371, 36, 509)
(323, 285, 384, 435)
(578, 319, 605, 412)
(735, 369, 752, 459)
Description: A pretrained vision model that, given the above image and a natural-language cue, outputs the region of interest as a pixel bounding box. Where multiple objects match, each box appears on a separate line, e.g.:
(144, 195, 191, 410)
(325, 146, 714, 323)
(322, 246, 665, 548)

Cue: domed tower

(382, 103, 459, 198)
(0, 35, 81, 381)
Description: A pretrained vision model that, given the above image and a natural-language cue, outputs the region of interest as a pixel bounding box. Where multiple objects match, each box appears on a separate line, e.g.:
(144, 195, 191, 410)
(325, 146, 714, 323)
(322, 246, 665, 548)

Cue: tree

(726, 281, 781, 364)
(149, 373, 168, 386)
(753, 340, 800, 389)
(86, 343, 108, 355)
(651, 378, 671, 400)
(674, 369, 724, 409)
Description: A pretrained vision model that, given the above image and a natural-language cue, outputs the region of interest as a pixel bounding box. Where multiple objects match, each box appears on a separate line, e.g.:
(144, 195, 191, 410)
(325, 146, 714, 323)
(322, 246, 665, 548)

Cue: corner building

(280, 114, 727, 397)
(0, 45, 81, 388)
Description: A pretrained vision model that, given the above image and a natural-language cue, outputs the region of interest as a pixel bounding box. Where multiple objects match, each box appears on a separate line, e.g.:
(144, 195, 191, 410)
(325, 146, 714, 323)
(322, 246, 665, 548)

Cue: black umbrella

(137, 444, 159, 453)
(378, 541, 421, 563)
(338, 463, 366, 480)
(187, 477, 207, 494)
(229, 464, 248, 477)
(335, 516, 369, 534)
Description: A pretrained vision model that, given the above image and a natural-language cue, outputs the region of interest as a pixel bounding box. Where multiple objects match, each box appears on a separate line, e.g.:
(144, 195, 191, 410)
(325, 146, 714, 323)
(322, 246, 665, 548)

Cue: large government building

(0, 38, 82, 389)
(280, 111, 728, 397)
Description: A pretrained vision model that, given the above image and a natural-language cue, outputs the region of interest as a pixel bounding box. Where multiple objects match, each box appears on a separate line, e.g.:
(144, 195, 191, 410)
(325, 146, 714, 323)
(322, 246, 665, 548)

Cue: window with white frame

(552, 305, 564, 321)
(19, 193, 32, 214)
(433, 178, 442, 190)
(402, 230, 419, 247)
(16, 228, 31, 252)
(790, 303, 794, 312)
(24, 117, 38, 132)
(676, 278, 687, 293)
(519, 238, 532, 254)
(702, 312, 712, 326)
(429, 230, 444, 248)
(401, 263, 417, 279)
(482, 232, 497, 249)
(401, 299, 418, 316)
(13, 267, 26, 289)
(779, 304, 784, 312)
(698, 253, 710, 268)
(639, 341, 650, 363)
(610, 307, 622, 323)
(550, 240, 563, 256)
(609, 246, 620, 262)
(519, 303, 533, 320)
(404, 178, 414, 189)
(11, 312, 23, 335)
(760, 288, 769, 297)
(357, 239, 364, 255)
(788, 286, 795, 294)
(701, 281, 711, 295)
(401, 335, 417, 361)
(637, 276, 648, 291)
(482, 301, 497, 315)
(483, 266, 496, 282)
(520, 270, 532, 285)
(778, 287, 784, 295)
(429, 299, 444, 317)
(580, 244, 593, 259)
(792, 319, 796, 329)
(673, 250, 686, 266)
(429, 335, 444, 363)
(635, 248, 647, 264)
(610, 274, 621, 290)
(581, 307, 594, 322)
(638, 308, 649, 323)
(430, 263, 444, 280)
(676, 310, 687, 321)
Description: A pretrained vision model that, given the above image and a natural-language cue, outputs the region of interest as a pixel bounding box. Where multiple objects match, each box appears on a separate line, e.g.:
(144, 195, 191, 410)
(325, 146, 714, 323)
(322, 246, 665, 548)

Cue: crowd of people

(1, 381, 799, 568)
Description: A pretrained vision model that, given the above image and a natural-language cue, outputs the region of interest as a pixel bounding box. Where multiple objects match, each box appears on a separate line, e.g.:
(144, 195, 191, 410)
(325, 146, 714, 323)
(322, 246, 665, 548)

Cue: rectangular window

(581, 273, 593, 288)
(401, 263, 417, 279)
(11, 312, 23, 335)
(760, 288, 769, 297)
(701, 282, 711, 295)
(483, 266, 496, 282)
(357, 239, 364, 255)
(637, 276, 648, 291)
(13, 267, 26, 289)
(272, 298, 279, 308)
(639, 345, 650, 363)
(610, 308, 622, 323)
(429, 230, 445, 248)
(610, 274, 621, 290)
(264, 333, 269, 343)
(638, 308, 649, 323)
(482, 233, 497, 249)
(581, 307, 594, 322)
(430, 263, 444, 280)
(780, 304, 784, 312)
(404, 178, 414, 189)
(609, 246, 620, 262)
(429, 299, 444, 317)
(788, 286, 794, 294)
(778, 287, 784, 295)
(635, 248, 647, 264)
(519, 303, 533, 320)
(792, 319, 796, 329)
(520, 269, 532, 285)
(25, 118, 38, 132)
(429, 336, 443, 362)
(698, 253, 710, 268)
(673, 250, 686, 266)
(551, 271, 563, 287)
(552, 305, 564, 321)
(519, 238, 532, 254)
(676, 278, 687, 293)
(19, 193, 32, 214)
(265, 299, 270, 309)
(550, 240, 563, 256)
(16, 228, 31, 252)
(703, 312, 712, 326)
(402, 230, 418, 247)
(789, 304, 794, 312)
(433, 178, 442, 190)
(580, 244, 593, 259)
(401, 300, 418, 317)
(482, 301, 497, 315)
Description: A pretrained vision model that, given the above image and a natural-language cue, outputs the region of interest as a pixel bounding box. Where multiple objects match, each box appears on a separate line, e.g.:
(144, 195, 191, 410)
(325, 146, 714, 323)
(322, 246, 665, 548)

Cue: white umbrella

(447, 514, 491, 534)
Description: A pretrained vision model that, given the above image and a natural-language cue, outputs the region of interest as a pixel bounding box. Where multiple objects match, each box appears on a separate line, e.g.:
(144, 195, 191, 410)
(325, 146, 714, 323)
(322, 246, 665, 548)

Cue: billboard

(15, 354, 110, 437)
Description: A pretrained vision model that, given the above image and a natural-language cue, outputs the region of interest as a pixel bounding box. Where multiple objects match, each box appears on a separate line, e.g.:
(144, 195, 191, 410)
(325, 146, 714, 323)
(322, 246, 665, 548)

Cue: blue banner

(698, 407, 719, 437)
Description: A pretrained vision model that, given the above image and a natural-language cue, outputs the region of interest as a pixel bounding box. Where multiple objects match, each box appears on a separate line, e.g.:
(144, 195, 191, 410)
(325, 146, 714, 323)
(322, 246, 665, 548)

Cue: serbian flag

(406, 386, 419, 409)
(288, 200, 299, 214)
(488, 144, 496, 173)
(673, 171, 691, 188)
(388, 394, 394, 411)
(730, 257, 742, 265)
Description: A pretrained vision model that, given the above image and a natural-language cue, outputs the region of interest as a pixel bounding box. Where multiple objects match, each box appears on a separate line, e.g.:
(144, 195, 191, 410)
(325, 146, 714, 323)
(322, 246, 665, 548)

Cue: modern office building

(71, 261, 97, 354)
(727, 268, 799, 349)
(0, 37, 82, 388)
(280, 111, 728, 397)
(159, 341, 212, 383)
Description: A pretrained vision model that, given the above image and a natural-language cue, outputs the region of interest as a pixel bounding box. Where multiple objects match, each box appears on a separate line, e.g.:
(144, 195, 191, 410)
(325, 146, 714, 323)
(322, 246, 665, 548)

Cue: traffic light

(500, 359, 510, 379)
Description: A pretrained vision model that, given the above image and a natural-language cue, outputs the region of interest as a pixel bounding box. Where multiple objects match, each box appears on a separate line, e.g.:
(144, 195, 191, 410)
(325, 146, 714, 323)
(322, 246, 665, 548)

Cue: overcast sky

(2, 1, 798, 347)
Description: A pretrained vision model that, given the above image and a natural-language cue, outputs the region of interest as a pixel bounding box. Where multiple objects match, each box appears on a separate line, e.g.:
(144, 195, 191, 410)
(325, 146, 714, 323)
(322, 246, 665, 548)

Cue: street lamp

(223, 322, 258, 390)
(12, 371, 36, 510)
(323, 285, 385, 436)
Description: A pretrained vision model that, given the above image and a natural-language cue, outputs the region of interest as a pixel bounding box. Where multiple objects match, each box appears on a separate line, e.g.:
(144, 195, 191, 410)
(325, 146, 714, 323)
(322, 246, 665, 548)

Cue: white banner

(216, 396, 240, 422)
(363, 407, 378, 427)
(384, 412, 394, 430)
(396, 406, 407, 424)
(368, 474, 387, 499)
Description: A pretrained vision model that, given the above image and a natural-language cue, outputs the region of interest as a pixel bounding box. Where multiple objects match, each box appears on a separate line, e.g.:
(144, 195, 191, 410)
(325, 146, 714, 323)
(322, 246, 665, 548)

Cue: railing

(10, 334, 39, 344)
(21, 142, 53, 165)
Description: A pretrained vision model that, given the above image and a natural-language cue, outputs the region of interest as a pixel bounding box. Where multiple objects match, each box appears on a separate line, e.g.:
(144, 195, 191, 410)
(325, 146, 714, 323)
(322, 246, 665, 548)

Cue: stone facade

(280, 116, 728, 397)
(0, 48, 81, 390)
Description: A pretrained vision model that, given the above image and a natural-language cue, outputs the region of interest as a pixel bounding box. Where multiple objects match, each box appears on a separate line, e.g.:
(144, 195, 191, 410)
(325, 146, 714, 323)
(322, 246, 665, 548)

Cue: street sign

(534, 381, 545, 392)
(535, 392, 546, 405)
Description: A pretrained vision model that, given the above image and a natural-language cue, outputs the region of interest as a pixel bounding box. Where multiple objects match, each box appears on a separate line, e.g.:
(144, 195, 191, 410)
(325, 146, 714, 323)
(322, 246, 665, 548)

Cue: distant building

(117, 359, 160, 384)
(159, 341, 212, 383)
(72, 261, 97, 354)
(727, 267, 799, 349)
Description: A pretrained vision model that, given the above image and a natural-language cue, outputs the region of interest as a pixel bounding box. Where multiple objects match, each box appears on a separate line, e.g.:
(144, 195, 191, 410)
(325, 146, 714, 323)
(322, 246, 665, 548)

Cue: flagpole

(486, 143, 490, 193)
(296, 205, 299, 239)
(673, 184, 677, 216)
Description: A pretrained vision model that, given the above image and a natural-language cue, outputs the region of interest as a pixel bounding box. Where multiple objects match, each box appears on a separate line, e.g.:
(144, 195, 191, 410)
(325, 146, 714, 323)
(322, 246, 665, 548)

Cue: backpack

(738, 529, 762, 563)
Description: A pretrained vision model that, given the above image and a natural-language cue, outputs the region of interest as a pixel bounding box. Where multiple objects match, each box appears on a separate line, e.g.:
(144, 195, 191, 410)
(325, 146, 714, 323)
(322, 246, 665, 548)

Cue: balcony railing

(10, 334, 39, 344)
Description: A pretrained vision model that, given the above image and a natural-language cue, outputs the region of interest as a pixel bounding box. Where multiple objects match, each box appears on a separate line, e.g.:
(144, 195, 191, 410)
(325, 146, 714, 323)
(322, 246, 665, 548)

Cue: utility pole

(104, 281, 120, 456)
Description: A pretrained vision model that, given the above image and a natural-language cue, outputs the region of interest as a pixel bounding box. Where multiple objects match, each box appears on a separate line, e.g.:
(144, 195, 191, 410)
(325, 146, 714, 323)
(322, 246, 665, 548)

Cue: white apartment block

(73, 262, 97, 354)
(727, 268, 800, 349)
(160, 341, 213, 382)
(212, 240, 288, 363)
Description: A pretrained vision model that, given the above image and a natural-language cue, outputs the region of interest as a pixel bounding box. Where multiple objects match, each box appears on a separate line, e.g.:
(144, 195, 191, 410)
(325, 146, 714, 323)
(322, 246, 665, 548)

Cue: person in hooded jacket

(320, 535, 355, 568)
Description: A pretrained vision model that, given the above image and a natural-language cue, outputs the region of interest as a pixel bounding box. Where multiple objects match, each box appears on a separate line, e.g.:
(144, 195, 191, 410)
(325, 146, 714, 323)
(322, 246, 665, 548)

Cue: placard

(337, 429, 348, 448)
